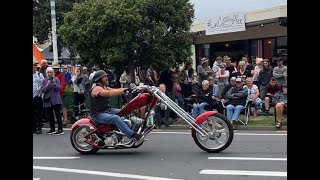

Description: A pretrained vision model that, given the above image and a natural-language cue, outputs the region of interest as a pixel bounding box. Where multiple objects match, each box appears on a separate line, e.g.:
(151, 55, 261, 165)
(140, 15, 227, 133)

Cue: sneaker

(36, 129, 42, 134)
(46, 130, 55, 134)
(54, 130, 64, 135)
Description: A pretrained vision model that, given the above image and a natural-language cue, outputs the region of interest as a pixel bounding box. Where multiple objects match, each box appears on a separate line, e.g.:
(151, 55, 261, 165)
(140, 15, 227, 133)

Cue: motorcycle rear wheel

(70, 125, 100, 154)
(193, 113, 234, 153)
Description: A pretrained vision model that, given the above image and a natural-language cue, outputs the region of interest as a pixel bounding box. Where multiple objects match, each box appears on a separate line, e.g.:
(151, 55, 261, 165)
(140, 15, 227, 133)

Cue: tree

(33, 0, 81, 55)
(59, 0, 194, 72)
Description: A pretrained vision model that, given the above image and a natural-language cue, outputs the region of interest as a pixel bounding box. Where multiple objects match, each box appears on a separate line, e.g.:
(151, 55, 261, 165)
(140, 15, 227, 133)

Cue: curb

(42, 123, 287, 131)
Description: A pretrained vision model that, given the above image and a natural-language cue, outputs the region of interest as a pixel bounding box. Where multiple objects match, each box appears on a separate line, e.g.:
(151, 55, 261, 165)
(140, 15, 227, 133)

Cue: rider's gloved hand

(123, 88, 133, 94)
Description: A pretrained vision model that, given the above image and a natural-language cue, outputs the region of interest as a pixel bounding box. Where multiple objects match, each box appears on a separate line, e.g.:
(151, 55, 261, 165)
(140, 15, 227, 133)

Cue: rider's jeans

(93, 108, 134, 138)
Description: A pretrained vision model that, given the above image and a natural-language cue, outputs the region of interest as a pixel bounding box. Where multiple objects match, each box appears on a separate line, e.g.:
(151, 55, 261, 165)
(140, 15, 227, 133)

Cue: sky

(190, 0, 287, 23)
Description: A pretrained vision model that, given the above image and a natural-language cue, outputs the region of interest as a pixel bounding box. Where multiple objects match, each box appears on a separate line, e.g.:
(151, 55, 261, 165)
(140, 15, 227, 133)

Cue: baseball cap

(236, 78, 242, 82)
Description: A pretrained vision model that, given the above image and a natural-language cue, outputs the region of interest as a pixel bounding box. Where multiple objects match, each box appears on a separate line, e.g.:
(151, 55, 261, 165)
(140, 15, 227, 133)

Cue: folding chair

(220, 100, 253, 125)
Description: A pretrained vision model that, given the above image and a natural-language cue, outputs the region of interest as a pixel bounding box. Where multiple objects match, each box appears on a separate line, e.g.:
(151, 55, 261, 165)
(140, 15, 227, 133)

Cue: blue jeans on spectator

(176, 95, 185, 109)
(226, 104, 244, 121)
(192, 102, 209, 118)
(93, 108, 134, 138)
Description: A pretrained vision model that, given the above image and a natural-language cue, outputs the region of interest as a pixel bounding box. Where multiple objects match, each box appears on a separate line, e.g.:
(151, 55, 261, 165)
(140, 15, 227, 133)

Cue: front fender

(71, 118, 96, 130)
(192, 111, 218, 137)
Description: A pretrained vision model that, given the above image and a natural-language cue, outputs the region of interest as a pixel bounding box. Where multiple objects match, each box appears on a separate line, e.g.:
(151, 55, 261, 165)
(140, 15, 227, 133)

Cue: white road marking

(199, 170, 287, 177)
(33, 178, 40, 180)
(33, 166, 183, 180)
(33, 157, 80, 160)
(208, 157, 287, 161)
(41, 128, 286, 136)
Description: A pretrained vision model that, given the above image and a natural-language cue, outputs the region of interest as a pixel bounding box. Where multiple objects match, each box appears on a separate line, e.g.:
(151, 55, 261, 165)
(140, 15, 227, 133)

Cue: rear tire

(193, 113, 233, 153)
(70, 125, 100, 154)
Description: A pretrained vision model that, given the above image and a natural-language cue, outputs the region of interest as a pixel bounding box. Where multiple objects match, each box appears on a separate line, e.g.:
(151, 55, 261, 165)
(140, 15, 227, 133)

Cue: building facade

(190, 5, 287, 67)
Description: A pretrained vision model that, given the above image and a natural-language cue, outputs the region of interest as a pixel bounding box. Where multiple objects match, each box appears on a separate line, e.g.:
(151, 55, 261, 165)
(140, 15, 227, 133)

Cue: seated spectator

(192, 80, 214, 118)
(244, 77, 262, 117)
(224, 78, 248, 129)
(221, 77, 236, 100)
(154, 84, 171, 128)
(272, 84, 287, 128)
(208, 77, 223, 114)
(264, 77, 281, 115)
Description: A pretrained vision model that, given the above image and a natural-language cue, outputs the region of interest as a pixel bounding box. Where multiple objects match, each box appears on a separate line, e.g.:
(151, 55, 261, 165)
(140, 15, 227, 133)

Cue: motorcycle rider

(90, 70, 143, 141)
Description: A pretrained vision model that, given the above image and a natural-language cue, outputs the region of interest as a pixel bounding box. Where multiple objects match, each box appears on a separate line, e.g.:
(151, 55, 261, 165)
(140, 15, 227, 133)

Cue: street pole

(50, 0, 58, 64)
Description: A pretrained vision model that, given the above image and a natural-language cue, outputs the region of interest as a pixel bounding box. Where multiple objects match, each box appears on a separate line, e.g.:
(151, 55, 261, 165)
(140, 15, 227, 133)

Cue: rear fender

(71, 118, 96, 130)
(191, 111, 218, 137)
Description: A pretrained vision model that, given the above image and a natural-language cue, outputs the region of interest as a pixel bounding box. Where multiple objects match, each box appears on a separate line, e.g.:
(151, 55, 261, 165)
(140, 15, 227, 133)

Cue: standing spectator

(216, 63, 229, 98)
(197, 57, 213, 85)
(52, 63, 68, 124)
(208, 77, 223, 113)
(273, 57, 287, 86)
(33, 62, 44, 134)
(224, 78, 248, 129)
(41, 67, 64, 135)
(39, 59, 48, 78)
(272, 84, 287, 128)
(159, 66, 175, 93)
(172, 74, 184, 109)
(62, 65, 72, 85)
(119, 67, 132, 106)
(89, 66, 97, 81)
(104, 65, 117, 88)
(252, 58, 263, 86)
(154, 84, 171, 128)
(258, 59, 273, 101)
(244, 77, 262, 117)
(71, 67, 86, 120)
(241, 55, 254, 76)
(212, 56, 222, 78)
(263, 77, 281, 115)
(224, 56, 237, 80)
(231, 61, 252, 83)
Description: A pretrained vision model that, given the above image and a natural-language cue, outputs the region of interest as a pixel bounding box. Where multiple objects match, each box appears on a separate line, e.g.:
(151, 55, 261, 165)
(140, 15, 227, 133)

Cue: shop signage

(206, 12, 246, 35)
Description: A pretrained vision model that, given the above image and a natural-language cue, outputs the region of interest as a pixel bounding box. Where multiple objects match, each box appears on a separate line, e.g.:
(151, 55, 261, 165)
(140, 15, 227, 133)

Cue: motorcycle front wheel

(70, 125, 100, 154)
(192, 113, 234, 153)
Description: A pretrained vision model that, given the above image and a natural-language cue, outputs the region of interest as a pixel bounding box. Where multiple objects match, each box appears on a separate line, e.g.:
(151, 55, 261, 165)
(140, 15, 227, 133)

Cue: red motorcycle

(70, 84, 234, 154)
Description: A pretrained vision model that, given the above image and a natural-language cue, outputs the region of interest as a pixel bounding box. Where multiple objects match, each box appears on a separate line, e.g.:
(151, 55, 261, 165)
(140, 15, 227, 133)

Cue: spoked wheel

(193, 113, 234, 153)
(70, 125, 100, 154)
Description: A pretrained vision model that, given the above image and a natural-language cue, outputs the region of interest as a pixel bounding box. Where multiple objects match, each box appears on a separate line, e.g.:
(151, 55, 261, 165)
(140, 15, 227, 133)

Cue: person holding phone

(41, 67, 64, 135)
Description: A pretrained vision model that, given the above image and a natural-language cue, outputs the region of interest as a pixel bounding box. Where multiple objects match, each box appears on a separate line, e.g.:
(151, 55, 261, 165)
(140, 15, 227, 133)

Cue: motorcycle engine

(130, 116, 143, 125)
(103, 134, 118, 147)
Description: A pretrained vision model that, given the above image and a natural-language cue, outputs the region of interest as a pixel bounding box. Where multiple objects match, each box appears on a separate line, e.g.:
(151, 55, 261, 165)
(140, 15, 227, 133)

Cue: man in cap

(197, 57, 213, 85)
(224, 77, 248, 129)
(62, 65, 72, 85)
(90, 70, 143, 141)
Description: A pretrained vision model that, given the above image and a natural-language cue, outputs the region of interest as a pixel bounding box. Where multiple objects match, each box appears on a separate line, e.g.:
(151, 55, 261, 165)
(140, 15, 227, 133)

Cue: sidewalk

(43, 119, 287, 131)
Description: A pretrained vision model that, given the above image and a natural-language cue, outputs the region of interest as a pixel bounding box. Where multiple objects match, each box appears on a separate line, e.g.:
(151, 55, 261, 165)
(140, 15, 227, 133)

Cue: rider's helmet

(92, 70, 108, 83)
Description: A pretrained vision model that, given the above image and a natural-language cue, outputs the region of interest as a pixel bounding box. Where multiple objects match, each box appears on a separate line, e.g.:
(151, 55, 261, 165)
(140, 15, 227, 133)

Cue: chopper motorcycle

(70, 84, 234, 154)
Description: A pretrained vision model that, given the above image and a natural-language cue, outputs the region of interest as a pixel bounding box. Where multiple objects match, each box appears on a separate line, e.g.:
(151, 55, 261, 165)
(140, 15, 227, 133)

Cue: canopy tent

(33, 43, 45, 64)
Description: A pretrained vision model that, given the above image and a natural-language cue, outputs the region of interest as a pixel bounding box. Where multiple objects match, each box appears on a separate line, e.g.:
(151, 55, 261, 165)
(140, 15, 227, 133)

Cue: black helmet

(92, 70, 107, 83)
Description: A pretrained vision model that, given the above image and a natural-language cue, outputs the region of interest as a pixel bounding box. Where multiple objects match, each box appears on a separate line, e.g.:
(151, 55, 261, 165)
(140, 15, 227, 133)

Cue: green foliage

(58, 0, 194, 71)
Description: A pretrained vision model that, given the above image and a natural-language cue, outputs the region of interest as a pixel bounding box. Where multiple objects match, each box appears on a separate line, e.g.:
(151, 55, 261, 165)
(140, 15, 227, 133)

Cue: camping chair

(220, 100, 253, 125)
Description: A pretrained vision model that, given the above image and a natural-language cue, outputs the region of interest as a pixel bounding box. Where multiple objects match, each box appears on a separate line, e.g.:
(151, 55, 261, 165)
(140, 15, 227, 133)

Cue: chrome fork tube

(152, 90, 208, 136)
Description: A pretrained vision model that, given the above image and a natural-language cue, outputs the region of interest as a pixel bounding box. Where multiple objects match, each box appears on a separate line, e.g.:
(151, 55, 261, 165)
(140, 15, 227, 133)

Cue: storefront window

(263, 38, 275, 61)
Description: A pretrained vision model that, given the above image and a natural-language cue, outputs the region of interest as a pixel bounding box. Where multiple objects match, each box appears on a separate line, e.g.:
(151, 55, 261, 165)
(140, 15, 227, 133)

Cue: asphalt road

(33, 129, 287, 180)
